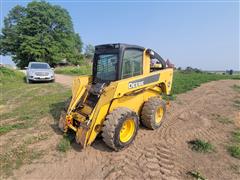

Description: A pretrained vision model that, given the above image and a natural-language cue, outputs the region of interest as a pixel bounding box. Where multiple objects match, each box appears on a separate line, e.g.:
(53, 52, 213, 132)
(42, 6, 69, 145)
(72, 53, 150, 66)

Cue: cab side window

(122, 49, 143, 79)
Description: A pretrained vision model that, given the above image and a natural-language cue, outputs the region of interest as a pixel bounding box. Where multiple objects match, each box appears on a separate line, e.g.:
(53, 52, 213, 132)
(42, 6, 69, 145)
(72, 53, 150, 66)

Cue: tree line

(0, 1, 94, 68)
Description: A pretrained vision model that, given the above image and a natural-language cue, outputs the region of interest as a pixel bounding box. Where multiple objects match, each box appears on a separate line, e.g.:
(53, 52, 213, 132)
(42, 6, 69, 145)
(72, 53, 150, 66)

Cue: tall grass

(54, 65, 92, 75)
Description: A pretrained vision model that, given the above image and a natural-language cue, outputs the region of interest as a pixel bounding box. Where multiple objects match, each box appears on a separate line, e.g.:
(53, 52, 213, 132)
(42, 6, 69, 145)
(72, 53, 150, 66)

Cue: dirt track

(55, 74, 74, 87)
(10, 78, 240, 180)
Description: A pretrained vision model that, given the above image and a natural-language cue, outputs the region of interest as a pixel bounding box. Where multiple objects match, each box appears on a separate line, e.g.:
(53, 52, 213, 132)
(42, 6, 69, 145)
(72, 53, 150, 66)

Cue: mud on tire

(102, 107, 139, 151)
(141, 97, 166, 129)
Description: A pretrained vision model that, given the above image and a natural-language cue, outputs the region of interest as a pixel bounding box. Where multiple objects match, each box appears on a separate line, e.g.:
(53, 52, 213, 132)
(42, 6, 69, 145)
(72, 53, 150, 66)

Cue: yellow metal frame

(65, 49, 173, 148)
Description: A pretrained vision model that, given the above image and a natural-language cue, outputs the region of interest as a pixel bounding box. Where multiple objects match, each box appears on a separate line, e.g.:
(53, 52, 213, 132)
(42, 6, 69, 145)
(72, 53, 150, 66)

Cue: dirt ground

(55, 74, 74, 87)
(8, 79, 240, 180)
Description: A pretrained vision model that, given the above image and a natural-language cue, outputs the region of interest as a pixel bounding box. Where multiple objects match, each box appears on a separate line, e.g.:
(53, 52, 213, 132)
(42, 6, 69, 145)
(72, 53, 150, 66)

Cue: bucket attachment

(75, 122, 91, 148)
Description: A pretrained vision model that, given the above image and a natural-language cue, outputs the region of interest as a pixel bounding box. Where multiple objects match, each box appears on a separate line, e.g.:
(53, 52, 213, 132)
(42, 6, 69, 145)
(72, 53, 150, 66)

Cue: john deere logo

(128, 81, 144, 89)
(128, 74, 160, 89)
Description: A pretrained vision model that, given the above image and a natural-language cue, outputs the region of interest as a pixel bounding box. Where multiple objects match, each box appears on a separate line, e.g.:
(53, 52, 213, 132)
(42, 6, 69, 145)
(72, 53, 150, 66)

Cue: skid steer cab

(59, 43, 173, 151)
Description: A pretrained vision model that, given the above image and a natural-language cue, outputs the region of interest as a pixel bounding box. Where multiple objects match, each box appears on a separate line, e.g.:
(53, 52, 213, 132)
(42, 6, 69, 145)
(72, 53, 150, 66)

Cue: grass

(233, 99, 240, 108)
(228, 145, 240, 159)
(57, 134, 71, 152)
(172, 71, 240, 94)
(0, 123, 28, 135)
(0, 67, 71, 177)
(0, 135, 45, 176)
(54, 67, 240, 95)
(228, 129, 240, 159)
(54, 65, 92, 75)
(232, 130, 240, 143)
(232, 84, 240, 92)
(0, 67, 71, 134)
(188, 139, 214, 153)
(187, 171, 207, 180)
(211, 114, 232, 124)
(230, 164, 240, 174)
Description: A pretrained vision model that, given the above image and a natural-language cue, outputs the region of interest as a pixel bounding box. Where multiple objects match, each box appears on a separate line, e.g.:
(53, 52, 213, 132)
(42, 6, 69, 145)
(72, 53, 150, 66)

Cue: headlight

(28, 70, 34, 76)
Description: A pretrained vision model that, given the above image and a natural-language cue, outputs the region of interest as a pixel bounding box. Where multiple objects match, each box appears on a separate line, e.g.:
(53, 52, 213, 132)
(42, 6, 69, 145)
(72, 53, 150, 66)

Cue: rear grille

(35, 72, 49, 76)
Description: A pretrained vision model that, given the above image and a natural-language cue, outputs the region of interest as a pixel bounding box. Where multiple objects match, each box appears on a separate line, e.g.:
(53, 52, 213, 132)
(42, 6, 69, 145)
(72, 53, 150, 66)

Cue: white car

(25, 62, 55, 83)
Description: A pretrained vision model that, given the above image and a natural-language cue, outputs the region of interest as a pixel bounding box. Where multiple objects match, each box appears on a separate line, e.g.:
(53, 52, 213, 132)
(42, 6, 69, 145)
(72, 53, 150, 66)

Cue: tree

(84, 44, 95, 59)
(0, 1, 83, 68)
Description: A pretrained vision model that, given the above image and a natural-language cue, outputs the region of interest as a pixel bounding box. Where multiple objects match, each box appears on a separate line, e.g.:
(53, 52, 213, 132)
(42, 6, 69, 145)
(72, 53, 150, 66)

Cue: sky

(0, 0, 239, 70)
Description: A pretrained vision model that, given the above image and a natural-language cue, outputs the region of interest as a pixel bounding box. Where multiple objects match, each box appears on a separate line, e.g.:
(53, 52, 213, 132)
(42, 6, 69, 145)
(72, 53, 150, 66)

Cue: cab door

(121, 49, 144, 79)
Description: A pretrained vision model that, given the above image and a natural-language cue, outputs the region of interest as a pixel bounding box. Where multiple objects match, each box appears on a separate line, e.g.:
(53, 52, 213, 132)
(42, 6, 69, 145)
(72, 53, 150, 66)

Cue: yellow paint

(155, 107, 164, 124)
(64, 49, 173, 148)
(120, 118, 135, 143)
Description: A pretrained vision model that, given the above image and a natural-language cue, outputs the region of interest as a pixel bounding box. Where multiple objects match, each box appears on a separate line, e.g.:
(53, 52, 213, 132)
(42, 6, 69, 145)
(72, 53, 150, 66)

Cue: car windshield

(30, 63, 50, 69)
(96, 54, 118, 82)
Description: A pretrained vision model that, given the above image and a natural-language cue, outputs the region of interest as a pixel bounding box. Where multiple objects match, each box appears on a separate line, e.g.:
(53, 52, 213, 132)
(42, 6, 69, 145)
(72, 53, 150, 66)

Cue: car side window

(122, 49, 143, 79)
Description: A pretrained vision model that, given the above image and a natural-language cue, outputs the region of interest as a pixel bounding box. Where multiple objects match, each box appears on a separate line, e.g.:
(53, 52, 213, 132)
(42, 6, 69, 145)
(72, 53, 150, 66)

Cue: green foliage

(188, 139, 214, 153)
(84, 44, 95, 59)
(187, 171, 207, 180)
(55, 65, 92, 75)
(172, 71, 240, 94)
(0, 1, 83, 68)
(228, 145, 240, 159)
(0, 123, 28, 135)
(227, 129, 240, 159)
(0, 67, 24, 82)
(232, 130, 240, 143)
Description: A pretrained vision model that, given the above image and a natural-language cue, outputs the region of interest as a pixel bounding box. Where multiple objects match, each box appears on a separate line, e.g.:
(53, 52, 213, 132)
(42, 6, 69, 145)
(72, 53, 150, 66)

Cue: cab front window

(95, 54, 118, 82)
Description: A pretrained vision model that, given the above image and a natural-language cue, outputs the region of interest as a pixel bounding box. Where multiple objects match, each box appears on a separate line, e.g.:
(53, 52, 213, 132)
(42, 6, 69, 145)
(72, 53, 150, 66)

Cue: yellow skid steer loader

(59, 43, 173, 151)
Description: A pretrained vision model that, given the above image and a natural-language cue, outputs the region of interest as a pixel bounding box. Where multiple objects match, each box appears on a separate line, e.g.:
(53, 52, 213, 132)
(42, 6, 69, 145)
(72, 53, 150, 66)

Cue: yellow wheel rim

(120, 118, 135, 143)
(155, 107, 164, 124)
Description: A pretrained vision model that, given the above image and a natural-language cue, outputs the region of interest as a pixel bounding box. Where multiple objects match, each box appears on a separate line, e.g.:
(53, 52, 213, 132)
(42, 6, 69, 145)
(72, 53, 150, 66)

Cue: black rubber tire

(26, 78, 31, 84)
(102, 107, 139, 151)
(141, 97, 166, 130)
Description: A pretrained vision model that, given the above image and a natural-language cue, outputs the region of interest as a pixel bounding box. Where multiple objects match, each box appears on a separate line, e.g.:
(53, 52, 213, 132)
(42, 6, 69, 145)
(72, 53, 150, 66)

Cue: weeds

(0, 122, 28, 135)
(228, 130, 240, 159)
(230, 164, 240, 174)
(188, 139, 214, 153)
(162, 94, 176, 101)
(57, 135, 71, 152)
(54, 65, 92, 75)
(211, 114, 232, 124)
(232, 84, 240, 92)
(233, 100, 240, 108)
(0, 142, 43, 177)
(228, 145, 240, 159)
(187, 170, 207, 180)
(232, 130, 240, 143)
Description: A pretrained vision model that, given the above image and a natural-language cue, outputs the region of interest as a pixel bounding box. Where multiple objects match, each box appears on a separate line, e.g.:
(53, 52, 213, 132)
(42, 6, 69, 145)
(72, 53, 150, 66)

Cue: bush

(0, 67, 24, 83)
